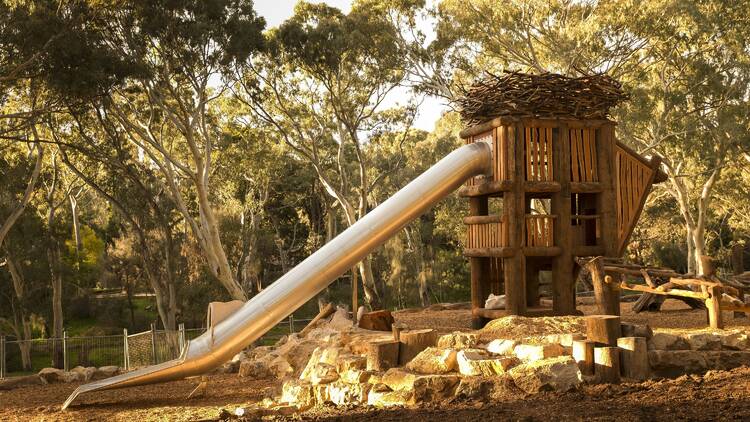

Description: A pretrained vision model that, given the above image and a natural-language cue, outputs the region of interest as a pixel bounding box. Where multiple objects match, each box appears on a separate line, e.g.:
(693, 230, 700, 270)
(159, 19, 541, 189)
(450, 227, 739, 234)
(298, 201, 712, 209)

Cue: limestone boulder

(93, 366, 119, 380)
(367, 389, 412, 407)
(269, 356, 294, 378)
(437, 332, 479, 350)
(456, 349, 518, 376)
(684, 333, 722, 351)
(339, 369, 373, 384)
(721, 332, 750, 350)
(327, 307, 353, 331)
(509, 356, 582, 393)
(706, 351, 750, 371)
(299, 346, 344, 380)
(38, 368, 66, 384)
(309, 363, 339, 385)
(325, 381, 371, 406)
(513, 343, 566, 362)
(239, 360, 271, 379)
(648, 333, 690, 351)
(412, 374, 460, 402)
(486, 339, 518, 356)
(648, 350, 709, 377)
(382, 368, 418, 391)
(358, 310, 394, 332)
(280, 380, 315, 408)
(542, 333, 584, 348)
(0, 374, 44, 390)
(273, 336, 321, 376)
(71, 366, 97, 382)
(405, 347, 457, 374)
(453, 375, 519, 401)
(336, 355, 367, 373)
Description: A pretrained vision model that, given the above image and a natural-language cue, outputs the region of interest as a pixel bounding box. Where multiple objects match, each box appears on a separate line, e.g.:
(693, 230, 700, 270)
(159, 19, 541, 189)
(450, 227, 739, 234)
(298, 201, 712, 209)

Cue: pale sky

(253, 0, 447, 132)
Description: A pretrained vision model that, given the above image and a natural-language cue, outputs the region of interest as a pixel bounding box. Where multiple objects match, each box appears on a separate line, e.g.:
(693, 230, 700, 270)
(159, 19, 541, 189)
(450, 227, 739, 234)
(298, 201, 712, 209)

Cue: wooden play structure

(457, 72, 667, 327)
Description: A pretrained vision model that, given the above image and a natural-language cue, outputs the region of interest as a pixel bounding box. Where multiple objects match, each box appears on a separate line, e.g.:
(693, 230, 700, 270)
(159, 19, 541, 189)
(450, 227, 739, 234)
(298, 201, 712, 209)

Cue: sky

(253, 0, 447, 132)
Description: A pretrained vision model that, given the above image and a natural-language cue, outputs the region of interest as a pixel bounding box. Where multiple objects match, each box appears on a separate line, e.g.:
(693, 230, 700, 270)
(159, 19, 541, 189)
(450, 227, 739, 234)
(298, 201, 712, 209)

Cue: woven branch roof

(456, 71, 629, 126)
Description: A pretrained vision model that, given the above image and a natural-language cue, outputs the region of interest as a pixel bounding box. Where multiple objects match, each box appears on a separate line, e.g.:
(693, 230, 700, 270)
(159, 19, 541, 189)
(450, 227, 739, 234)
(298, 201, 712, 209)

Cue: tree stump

(572, 339, 596, 376)
(367, 340, 400, 371)
(358, 310, 394, 331)
(392, 323, 406, 342)
(586, 315, 621, 346)
(594, 346, 620, 384)
(617, 337, 649, 381)
(398, 329, 437, 365)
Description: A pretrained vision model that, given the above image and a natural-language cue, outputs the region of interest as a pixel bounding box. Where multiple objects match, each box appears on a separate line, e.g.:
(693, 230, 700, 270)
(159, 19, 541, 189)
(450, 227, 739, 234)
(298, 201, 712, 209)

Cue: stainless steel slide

(62, 141, 492, 410)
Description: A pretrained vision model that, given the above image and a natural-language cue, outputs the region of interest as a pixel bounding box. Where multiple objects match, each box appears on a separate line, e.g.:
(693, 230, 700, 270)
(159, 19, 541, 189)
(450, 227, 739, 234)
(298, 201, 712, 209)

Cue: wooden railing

(615, 144, 655, 249)
(466, 215, 507, 248)
(525, 214, 555, 247)
(570, 128, 598, 182)
(524, 126, 554, 181)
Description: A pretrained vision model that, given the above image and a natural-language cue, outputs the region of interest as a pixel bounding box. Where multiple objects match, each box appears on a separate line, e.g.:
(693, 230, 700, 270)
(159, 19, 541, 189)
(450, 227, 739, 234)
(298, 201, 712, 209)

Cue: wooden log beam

(299, 303, 336, 337)
(572, 339, 596, 376)
(577, 257, 620, 315)
(463, 215, 503, 224)
(620, 282, 709, 300)
(617, 337, 649, 381)
(570, 182, 603, 193)
(586, 315, 621, 346)
(524, 181, 561, 193)
(594, 346, 621, 384)
(458, 180, 513, 197)
(367, 340, 400, 371)
(464, 247, 515, 258)
(398, 329, 438, 365)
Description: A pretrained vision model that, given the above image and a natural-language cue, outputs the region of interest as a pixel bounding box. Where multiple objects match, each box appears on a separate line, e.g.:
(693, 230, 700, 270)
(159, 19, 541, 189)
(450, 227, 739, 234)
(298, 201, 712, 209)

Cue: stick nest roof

(456, 71, 629, 126)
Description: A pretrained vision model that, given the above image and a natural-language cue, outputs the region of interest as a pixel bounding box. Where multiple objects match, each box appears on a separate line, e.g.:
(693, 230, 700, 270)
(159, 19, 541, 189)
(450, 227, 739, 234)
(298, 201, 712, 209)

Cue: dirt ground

(3, 299, 750, 421)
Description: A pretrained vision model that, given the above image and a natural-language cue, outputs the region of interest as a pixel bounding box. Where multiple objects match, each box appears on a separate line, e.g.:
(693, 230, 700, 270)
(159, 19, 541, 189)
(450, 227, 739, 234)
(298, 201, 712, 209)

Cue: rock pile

(0, 365, 121, 391)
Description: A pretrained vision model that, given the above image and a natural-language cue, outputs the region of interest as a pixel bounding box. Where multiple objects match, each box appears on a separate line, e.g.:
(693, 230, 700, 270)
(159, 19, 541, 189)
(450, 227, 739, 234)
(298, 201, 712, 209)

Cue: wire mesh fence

(1, 315, 315, 379)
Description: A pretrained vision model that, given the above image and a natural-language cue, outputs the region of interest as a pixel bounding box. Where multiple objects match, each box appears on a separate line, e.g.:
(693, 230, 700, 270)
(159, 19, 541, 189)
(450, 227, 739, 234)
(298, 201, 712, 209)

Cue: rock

(216, 360, 240, 374)
(513, 344, 566, 362)
(232, 351, 248, 362)
(358, 310, 395, 331)
(707, 351, 750, 370)
(327, 307, 353, 331)
(281, 380, 315, 408)
(648, 333, 690, 351)
(71, 366, 97, 382)
(721, 332, 750, 350)
(269, 356, 294, 378)
(485, 294, 505, 310)
(309, 363, 339, 385)
(509, 356, 582, 393)
(273, 336, 321, 376)
(325, 381, 371, 405)
(457, 349, 518, 376)
(405, 347, 457, 374)
(382, 368, 417, 391)
(647, 350, 709, 377)
(621, 323, 653, 339)
(367, 389, 412, 407)
(437, 332, 479, 350)
(93, 366, 120, 380)
(412, 374, 460, 402)
(299, 346, 343, 381)
(454, 375, 518, 401)
(486, 339, 518, 355)
(684, 333, 722, 351)
(38, 368, 66, 384)
(239, 360, 271, 379)
(339, 369, 373, 384)
(337, 355, 367, 373)
(0, 375, 44, 390)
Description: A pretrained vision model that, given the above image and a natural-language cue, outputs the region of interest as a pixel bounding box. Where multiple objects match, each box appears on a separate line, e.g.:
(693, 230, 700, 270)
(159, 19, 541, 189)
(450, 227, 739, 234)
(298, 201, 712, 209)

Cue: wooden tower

(458, 73, 665, 328)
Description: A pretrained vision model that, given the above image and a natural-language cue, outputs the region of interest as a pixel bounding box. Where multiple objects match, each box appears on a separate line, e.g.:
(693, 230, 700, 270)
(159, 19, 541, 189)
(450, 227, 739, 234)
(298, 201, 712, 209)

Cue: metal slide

(62, 141, 492, 410)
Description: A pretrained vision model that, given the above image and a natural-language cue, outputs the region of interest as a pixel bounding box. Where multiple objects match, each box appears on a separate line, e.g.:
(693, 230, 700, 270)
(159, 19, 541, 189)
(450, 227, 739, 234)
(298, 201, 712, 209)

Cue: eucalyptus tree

(88, 0, 266, 301)
(237, 2, 416, 308)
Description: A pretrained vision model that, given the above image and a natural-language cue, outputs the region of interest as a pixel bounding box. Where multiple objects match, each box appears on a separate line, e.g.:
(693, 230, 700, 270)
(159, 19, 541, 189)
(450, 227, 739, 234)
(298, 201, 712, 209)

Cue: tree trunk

(70, 194, 82, 268)
(359, 257, 381, 309)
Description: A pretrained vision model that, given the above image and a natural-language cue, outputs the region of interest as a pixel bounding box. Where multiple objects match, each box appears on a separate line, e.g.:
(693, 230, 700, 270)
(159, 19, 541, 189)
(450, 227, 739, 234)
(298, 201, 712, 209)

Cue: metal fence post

(62, 331, 69, 372)
(178, 323, 185, 353)
(289, 315, 294, 333)
(150, 323, 157, 365)
(1, 335, 5, 379)
(123, 329, 129, 371)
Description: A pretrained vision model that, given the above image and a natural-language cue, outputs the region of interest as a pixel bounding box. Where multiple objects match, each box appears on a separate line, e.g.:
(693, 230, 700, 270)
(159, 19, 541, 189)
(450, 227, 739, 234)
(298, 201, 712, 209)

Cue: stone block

(404, 347, 457, 374)
(513, 343, 566, 362)
(508, 356, 582, 393)
(437, 332, 479, 349)
(456, 349, 518, 376)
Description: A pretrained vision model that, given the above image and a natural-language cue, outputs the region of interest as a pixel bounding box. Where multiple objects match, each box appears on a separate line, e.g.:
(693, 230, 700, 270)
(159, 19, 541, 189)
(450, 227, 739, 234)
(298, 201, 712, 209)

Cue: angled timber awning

(615, 142, 667, 255)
